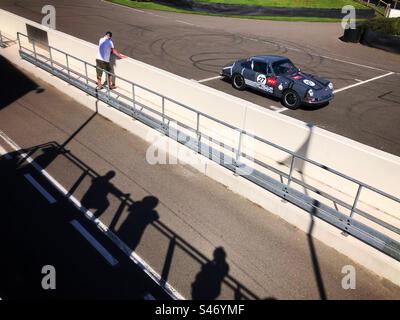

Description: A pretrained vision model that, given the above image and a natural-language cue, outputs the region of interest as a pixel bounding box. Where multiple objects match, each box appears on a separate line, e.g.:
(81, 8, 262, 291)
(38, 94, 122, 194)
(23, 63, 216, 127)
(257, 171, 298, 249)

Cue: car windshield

(272, 60, 298, 76)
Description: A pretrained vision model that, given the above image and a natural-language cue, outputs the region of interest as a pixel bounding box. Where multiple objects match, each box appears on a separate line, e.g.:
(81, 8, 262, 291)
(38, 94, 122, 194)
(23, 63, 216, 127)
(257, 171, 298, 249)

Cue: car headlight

(307, 89, 314, 97)
(328, 82, 333, 90)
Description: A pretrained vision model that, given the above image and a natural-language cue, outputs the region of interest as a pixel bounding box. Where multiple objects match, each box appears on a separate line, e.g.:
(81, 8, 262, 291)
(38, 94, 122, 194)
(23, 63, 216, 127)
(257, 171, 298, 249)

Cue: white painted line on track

(70, 219, 119, 266)
(0, 130, 184, 300)
(275, 107, 288, 113)
(319, 54, 389, 72)
(197, 75, 223, 83)
(24, 174, 57, 204)
(143, 293, 156, 300)
(0, 145, 12, 160)
(333, 72, 394, 94)
(354, 79, 363, 82)
(101, 0, 145, 13)
(175, 20, 195, 26)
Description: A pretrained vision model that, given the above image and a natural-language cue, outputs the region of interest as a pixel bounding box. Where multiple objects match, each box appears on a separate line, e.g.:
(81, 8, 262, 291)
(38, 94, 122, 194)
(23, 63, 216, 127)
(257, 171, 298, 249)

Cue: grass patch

(196, 0, 366, 9)
(361, 17, 400, 36)
(108, 0, 363, 22)
(109, 0, 195, 12)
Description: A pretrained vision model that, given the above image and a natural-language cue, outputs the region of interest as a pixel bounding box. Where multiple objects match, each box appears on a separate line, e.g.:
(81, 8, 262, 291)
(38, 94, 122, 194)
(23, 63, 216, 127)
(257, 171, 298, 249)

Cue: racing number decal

(256, 74, 267, 85)
(256, 74, 273, 93)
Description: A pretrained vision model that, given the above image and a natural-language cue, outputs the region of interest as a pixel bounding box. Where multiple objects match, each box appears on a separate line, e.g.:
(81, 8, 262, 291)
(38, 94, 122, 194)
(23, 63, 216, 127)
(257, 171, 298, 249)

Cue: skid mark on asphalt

(176, 20, 196, 26)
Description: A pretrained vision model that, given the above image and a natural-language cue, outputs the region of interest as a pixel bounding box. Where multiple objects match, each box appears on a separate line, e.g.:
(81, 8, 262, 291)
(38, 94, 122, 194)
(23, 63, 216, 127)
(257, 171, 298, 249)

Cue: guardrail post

(131, 83, 136, 114)
(350, 185, 363, 218)
(162, 96, 165, 126)
(17, 32, 21, 50)
(65, 53, 70, 80)
(32, 38, 37, 59)
(235, 131, 243, 166)
(49, 47, 54, 71)
(84, 61, 89, 89)
(286, 155, 295, 188)
(196, 113, 201, 153)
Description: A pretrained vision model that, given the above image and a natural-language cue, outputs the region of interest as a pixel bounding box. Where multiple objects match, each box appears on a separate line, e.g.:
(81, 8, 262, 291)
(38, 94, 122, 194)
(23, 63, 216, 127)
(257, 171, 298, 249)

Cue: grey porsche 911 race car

(220, 55, 334, 109)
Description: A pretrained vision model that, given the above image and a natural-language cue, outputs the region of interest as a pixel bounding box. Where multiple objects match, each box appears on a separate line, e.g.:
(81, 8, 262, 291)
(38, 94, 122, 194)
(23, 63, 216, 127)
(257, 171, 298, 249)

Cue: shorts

(96, 59, 111, 78)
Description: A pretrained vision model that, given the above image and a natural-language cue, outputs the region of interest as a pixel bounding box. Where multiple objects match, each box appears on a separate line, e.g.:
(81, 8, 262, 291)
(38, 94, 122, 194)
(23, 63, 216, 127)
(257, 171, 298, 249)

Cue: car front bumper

(304, 93, 334, 105)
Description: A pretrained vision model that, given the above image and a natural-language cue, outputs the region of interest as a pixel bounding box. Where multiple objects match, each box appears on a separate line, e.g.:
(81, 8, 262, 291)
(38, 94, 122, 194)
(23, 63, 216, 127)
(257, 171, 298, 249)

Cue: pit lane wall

(1, 9, 399, 221)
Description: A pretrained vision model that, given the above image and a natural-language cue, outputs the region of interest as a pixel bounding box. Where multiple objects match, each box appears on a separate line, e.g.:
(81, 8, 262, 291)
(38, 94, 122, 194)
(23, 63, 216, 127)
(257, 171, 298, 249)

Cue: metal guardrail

(0, 31, 5, 48)
(16, 32, 400, 261)
(357, 0, 395, 16)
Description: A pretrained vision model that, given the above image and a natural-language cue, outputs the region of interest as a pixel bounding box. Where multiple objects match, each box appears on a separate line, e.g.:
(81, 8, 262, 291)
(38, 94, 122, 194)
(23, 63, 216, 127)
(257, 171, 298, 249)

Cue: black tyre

(232, 74, 246, 91)
(282, 89, 301, 110)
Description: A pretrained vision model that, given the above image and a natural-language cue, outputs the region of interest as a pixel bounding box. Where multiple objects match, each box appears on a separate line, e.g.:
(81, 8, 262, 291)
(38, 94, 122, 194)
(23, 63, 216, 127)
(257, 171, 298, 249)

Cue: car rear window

(253, 61, 268, 74)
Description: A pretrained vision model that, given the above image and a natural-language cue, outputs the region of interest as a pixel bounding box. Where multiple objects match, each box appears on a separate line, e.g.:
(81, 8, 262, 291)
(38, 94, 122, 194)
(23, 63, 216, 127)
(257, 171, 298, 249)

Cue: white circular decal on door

(303, 79, 316, 87)
(257, 74, 267, 85)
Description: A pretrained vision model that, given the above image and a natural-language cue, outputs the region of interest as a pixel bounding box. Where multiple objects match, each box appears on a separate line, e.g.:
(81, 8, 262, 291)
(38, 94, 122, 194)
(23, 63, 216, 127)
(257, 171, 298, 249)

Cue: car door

(252, 60, 274, 94)
(242, 60, 257, 88)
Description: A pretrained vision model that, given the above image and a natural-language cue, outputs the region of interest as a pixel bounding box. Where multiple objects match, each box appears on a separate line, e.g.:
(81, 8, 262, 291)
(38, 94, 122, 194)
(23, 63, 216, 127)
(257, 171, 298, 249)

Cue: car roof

(250, 55, 288, 63)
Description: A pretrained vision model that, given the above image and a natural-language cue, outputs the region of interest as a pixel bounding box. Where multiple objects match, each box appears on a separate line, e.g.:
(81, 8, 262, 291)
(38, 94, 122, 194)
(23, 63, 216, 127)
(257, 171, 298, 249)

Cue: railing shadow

(13, 140, 262, 300)
(0, 55, 45, 110)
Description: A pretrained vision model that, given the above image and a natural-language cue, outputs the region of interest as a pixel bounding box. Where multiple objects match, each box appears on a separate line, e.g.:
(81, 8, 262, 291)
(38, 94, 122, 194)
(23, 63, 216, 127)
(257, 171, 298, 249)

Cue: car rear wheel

(282, 89, 301, 110)
(232, 74, 246, 91)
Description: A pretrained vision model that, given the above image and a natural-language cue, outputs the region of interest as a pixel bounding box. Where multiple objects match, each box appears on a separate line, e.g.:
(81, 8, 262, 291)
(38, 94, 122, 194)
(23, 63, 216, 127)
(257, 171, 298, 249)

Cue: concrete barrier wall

(1, 9, 399, 218)
(389, 9, 400, 18)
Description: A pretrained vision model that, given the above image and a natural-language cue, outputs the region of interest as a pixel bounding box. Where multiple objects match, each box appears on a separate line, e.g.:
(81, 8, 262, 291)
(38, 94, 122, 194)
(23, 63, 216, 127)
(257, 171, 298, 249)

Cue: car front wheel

(282, 89, 301, 109)
(232, 74, 246, 91)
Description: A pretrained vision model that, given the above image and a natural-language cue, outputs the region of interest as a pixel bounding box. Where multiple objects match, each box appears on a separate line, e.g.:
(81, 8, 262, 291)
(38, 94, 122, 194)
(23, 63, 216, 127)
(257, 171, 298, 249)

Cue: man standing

(96, 31, 126, 90)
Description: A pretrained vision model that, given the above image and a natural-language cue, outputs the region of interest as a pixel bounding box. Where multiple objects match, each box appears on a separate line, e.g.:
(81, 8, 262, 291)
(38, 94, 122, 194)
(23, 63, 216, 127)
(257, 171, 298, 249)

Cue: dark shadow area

(81, 170, 116, 218)
(378, 91, 400, 105)
(191, 247, 229, 300)
(0, 55, 44, 109)
(3, 140, 262, 300)
(276, 124, 327, 299)
(308, 200, 327, 300)
(0, 150, 172, 300)
(279, 123, 314, 174)
(117, 196, 160, 250)
(298, 101, 329, 111)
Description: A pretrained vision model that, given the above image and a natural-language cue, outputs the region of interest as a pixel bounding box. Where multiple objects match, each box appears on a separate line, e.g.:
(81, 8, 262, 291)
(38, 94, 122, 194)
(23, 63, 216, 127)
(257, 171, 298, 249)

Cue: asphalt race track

(0, 0, 399, 155)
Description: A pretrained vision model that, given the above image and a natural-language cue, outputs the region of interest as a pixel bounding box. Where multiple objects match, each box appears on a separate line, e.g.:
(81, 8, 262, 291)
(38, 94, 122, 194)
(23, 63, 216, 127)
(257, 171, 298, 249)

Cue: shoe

(96, 85, 104, 90)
